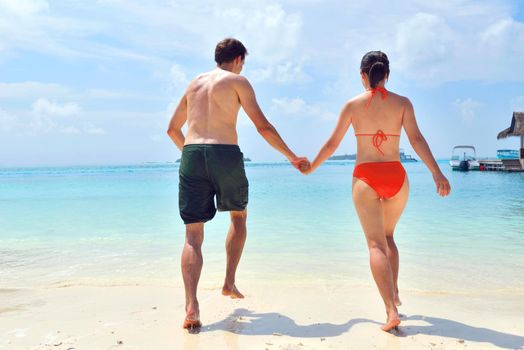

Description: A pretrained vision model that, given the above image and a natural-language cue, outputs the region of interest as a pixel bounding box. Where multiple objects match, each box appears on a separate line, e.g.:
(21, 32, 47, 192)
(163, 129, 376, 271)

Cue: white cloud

(84, 88, 158, 100)
(275, 61, 310, 83)
(0, 0, 302, 70)
(0, 82, 163, 104)
(0, 0, 71, 57)
(2, 0, 524, 85)
(27, 114, 56, 133)
(273, 97, 308, 115)
(0, 0, 49, 17)
(481, 18, 524, 51)
(248, 67, 273, 83)
(454, 98, 480, 122)
(210, 3, 302, 65)
(272, 97, 336, 120)
(85, 126, 106, 135)
(249, 60, 311, 84)
(394, 13, 455, 81)
(388, 8, 524, 84)
(0, 108, 57, 134)
(478, 18, 524, 76)
(0, 82, 70, 99)
(294, 1, 524, 84)
(0, 0, 166, 63)
(150, 134, 164, 142)
(32, 98, 80, 116)
(0, 109, 18, 132)
(0, 100, 114, 136)
(60, 126, 80, 134)
(166, 64, 191, 118)
(510, 96, 524, 111)
(169, 64, 189, 88)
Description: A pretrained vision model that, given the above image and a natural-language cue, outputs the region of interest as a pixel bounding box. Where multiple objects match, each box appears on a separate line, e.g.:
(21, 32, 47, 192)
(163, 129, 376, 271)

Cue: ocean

(1, 161, 523, 294)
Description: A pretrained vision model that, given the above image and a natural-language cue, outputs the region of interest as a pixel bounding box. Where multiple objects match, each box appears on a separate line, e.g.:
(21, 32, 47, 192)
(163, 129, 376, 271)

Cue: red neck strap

(366, 86, 387, 109)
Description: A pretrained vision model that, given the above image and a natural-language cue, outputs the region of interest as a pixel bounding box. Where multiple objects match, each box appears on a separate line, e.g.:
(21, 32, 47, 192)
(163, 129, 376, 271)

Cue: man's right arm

(167, 94, 188, 151)
(235, 76, 304, 165)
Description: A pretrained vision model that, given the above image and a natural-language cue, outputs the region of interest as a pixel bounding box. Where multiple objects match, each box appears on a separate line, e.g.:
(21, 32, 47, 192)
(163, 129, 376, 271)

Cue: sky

(1, 0, 524, 166)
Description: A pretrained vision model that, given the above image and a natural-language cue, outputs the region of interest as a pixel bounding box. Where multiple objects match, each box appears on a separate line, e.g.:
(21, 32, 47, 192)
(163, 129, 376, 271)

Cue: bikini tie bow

(372, 130, 388, 156)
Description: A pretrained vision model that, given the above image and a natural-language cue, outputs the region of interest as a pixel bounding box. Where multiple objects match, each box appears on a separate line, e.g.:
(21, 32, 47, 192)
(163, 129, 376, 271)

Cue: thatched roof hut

(498, 112, 524, 165)
(497, 112, 524, 139)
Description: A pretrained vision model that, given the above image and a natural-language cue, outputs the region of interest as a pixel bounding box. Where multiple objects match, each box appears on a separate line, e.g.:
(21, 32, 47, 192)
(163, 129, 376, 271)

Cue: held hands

(290, 156, 312, 174)
(433, 171, 451, 197)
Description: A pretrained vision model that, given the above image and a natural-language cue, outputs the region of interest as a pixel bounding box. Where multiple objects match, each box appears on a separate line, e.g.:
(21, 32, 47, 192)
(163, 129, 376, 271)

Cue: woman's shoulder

(344, 90, 411, 109)
(387, 90, 412, 106)
(344, 92, 368, 109)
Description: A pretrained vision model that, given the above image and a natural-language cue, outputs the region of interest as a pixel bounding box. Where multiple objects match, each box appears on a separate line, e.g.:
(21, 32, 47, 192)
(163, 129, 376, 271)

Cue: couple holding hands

(167, 38, 451, 332)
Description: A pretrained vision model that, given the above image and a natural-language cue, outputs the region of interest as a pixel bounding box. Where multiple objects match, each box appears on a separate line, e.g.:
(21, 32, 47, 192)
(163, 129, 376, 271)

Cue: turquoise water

(1, 162, 523, 293)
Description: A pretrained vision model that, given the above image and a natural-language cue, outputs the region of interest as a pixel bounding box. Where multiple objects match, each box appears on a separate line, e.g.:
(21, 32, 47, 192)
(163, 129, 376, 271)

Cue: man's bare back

(184, 68, 244, 145)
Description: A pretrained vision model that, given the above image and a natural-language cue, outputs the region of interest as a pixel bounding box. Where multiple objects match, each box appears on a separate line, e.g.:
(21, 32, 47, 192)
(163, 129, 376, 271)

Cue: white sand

(1, 280, 523, 350)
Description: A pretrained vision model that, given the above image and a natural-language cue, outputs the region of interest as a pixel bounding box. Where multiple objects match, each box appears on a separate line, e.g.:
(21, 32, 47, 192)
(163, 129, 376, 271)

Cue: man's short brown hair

(215, 38, 248, 65)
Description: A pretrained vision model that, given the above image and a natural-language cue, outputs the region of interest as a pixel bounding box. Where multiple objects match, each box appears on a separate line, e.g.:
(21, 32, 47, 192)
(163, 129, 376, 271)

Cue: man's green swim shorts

(178, 144, 249, 224)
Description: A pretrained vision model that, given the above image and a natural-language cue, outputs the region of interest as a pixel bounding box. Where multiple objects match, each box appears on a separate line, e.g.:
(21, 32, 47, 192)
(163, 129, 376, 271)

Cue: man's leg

(182, 222, 204, 325)
(222, 209, 247, 299)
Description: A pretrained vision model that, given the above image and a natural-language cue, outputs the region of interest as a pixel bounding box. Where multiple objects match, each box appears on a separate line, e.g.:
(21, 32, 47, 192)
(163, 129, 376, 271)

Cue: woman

(305, 51, 451, 331)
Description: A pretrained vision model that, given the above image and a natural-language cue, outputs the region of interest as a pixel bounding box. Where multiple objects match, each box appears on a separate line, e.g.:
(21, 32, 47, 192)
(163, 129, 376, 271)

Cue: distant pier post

(521, 134, 524, 168)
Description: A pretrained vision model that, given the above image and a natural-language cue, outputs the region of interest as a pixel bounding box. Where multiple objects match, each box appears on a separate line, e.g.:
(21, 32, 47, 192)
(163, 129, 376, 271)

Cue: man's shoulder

(220, 72, 248, 83)
(186, 72, 209, 89)
(216, 74, 250, 94)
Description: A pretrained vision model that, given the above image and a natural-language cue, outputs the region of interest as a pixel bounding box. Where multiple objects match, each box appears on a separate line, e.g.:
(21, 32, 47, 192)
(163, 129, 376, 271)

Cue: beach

(1, 162, 523, 349)
(1, 282, 523, 349)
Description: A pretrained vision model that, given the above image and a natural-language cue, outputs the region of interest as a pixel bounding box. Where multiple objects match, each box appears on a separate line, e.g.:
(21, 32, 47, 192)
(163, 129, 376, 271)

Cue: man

(167, 38, 308, 330)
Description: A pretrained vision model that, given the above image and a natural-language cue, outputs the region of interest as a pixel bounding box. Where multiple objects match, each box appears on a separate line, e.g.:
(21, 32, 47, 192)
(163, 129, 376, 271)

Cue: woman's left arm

(306, 102, 352, 174)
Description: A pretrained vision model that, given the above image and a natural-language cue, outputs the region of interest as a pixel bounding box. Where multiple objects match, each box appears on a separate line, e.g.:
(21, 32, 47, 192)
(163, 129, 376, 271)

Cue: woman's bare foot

(381, 308, 400, 331)
(222, 284, 244, 299)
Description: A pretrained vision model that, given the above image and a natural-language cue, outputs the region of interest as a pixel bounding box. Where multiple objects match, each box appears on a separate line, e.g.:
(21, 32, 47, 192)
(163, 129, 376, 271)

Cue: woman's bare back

(350, 89, 409, 164)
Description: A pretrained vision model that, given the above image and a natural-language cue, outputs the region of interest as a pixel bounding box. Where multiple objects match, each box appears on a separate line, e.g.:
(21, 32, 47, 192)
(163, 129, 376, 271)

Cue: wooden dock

(478, 159, 524, 172)
(479, 159, 504, 171)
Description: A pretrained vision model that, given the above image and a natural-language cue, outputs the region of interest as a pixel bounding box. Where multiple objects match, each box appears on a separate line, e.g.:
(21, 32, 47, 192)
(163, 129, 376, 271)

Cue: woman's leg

(382, 177, 409, 306)
(352, 178, 399, 330)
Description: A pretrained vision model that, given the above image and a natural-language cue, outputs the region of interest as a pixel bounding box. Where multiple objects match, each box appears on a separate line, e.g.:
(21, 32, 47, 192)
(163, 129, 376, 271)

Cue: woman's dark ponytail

(369, 61, 386, 88)
(360, 51, 390, 88)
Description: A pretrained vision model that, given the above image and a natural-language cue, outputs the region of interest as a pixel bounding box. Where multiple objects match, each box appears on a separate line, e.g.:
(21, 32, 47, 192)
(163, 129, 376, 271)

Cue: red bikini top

(365, 86, 387, 109)
(355, 86, 400, 156)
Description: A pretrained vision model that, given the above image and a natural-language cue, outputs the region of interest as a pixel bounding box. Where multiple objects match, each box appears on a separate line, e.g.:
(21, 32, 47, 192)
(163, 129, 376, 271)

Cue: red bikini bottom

(353, 161, 406, 199)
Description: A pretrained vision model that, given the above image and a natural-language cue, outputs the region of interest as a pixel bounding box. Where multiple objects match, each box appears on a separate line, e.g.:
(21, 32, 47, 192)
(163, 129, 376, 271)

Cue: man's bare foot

(183, 318, 202, 330)
(183, 306, 201, 330)
(394, 296, 402, 306)
(222, 284, 244, 299)
(381, 309, 401, 332)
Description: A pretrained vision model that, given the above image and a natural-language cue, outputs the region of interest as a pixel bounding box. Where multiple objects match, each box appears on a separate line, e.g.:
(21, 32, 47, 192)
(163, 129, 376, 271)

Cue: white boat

(449, 145, 480, 171)
(400, 149, 418, 162)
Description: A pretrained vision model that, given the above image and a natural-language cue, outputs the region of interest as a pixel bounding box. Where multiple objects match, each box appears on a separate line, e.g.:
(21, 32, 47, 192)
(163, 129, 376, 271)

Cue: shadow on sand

(395, 315, 524, 349)
(192, 309, 524, 349)
(201, 308, 376, 337)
